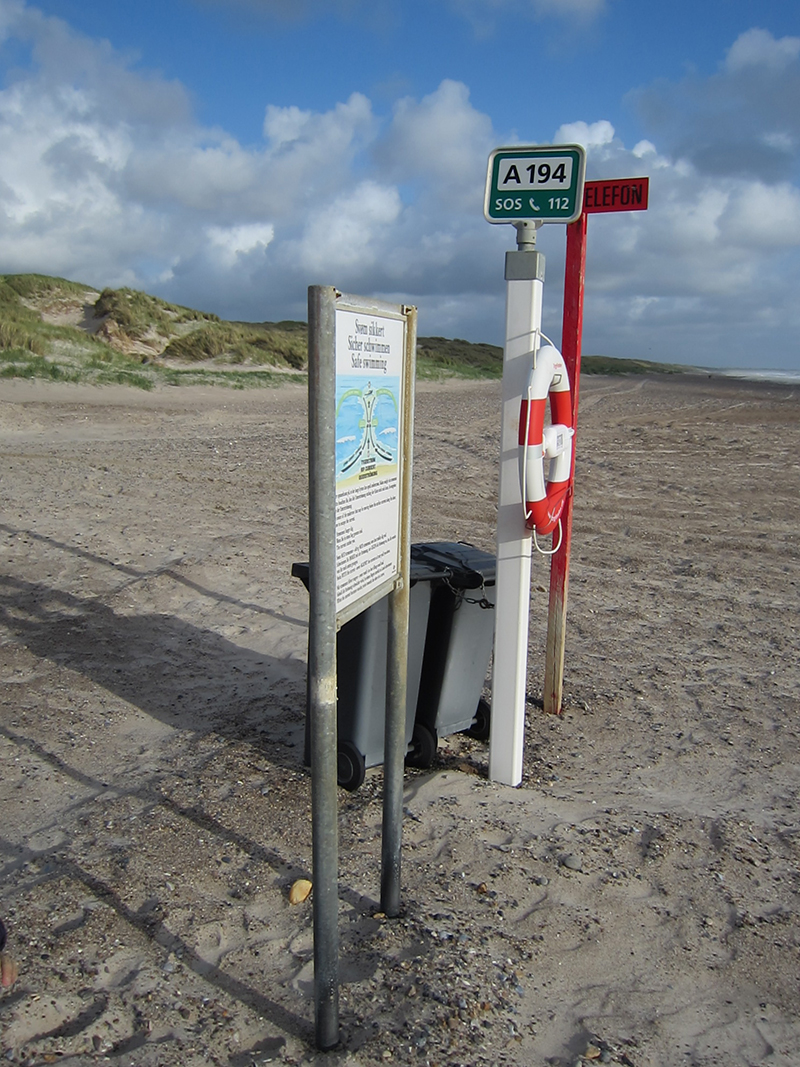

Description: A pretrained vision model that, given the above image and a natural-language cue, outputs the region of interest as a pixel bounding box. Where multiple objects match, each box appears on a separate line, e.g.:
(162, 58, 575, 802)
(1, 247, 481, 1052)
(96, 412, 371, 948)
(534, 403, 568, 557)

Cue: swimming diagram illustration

(335, 379, 399, 483)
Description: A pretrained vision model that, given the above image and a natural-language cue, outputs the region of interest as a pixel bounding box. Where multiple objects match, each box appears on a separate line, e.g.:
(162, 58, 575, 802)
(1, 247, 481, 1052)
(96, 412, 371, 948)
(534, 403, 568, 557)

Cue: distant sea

(713, 368, 800, 385)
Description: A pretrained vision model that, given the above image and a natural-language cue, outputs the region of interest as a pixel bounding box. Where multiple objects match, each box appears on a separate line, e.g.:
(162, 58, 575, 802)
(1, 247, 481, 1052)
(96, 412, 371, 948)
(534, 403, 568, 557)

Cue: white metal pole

(489, 222, 544, 786)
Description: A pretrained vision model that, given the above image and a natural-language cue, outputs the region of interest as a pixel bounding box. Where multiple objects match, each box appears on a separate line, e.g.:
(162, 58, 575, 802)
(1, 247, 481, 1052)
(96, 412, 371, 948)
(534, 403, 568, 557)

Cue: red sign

(583, 177, 649, 214)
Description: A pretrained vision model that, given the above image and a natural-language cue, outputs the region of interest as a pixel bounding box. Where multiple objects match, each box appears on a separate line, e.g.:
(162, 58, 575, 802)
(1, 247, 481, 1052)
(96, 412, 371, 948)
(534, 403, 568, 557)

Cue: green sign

(484, 144, 586, 224)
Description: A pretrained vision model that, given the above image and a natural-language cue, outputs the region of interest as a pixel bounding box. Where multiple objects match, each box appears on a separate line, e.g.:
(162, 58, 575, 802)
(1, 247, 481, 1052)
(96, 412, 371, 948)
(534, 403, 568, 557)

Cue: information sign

(583, 176, 649, 214)
(334, 305, 407, 618)
(484, 144, 586, 224)
(307, 287, 416, 1050)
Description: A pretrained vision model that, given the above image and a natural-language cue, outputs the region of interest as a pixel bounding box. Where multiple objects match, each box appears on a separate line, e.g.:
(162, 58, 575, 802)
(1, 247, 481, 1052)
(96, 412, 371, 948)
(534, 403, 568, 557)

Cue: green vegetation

(0, 274, 105, 362)
(2, 273, 90, 302)
(0, 346, 154, 389)
(162, 319, 307, 368)
(580, 355, 687, 375)
(416, 336, 503, 379)
(415, 339, 689, 380)
(0, 274, 306, 388)
(0, 272, 693, 388)
(0, 277, 50, 355)
(93, 287, 218, 341)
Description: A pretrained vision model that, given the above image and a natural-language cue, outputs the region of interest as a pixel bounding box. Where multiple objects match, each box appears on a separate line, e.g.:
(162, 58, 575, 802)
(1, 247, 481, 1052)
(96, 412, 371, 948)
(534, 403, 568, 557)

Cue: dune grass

(0, 274, 308, 388)
(0, 343, 159, 390)
(0, 274, 106, 361)
(93, 287, 219, 341)
(580, 354, 686, 375)
(162, 319, 307, 368)
(416, 336, 503, 379)
(0, 272, 692, 388)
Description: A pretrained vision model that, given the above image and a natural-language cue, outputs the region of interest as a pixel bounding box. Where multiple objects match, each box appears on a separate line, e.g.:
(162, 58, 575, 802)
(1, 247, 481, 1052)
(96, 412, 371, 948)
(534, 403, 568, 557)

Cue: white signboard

(334, 307, 406, 617)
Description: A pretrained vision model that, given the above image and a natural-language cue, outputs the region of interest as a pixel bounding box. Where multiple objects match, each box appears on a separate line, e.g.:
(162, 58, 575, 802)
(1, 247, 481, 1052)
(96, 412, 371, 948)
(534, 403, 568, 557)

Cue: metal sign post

(307, 287, 416, 1048)
(307, 287, 339, 1049)
(381, 307, 417, 919)
(483, 144, 585, 786)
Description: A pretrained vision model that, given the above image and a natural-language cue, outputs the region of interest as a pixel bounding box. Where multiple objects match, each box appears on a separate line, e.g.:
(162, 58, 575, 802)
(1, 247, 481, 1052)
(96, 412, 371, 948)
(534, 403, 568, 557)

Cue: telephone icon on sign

(529, 198, 540, 211)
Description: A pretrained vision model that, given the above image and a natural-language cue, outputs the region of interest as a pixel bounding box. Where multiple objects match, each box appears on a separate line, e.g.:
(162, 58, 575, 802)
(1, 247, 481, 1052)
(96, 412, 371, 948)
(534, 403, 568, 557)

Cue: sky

(0, 0, 799, 370)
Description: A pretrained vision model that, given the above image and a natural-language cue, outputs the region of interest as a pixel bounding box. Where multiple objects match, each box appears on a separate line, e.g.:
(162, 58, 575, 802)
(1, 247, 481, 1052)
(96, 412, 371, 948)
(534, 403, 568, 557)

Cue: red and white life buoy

(519, 344, 574, 535)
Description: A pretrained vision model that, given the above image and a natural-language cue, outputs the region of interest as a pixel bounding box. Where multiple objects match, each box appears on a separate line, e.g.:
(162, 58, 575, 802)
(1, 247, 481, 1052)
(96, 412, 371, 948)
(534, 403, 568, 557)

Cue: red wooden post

(544, 211, 587, 714)
(542, 177, 647, 713)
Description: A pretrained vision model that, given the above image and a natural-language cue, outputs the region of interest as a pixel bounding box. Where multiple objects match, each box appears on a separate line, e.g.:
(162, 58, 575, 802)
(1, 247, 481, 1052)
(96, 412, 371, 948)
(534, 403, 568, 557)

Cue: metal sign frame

(307, 286, 417, 1049)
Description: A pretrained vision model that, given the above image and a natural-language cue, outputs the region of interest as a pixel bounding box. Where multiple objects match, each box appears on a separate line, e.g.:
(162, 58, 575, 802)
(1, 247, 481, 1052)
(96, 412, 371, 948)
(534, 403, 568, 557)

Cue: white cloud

(288, 180, 402, 275)
(263, 104, 313, 147)
(725, 28, 800, 73)
(0, 0, 24, 39)
(124, 137, 259, 213)
(376, 80, 494, 207)
(259, 93, 376, 215)
(720, 181, 800, 248)
(263, 93, 374, 156)
(632, 140, 657, 158)
(554, 119, 616, 151)
(207, 222, 275, 266)
(632, 28, 800, 183)
(0, 4, 799, 368)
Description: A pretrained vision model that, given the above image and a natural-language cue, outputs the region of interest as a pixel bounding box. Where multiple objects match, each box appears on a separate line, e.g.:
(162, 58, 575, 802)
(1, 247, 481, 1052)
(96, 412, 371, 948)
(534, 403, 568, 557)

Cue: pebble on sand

(289, 879, 312, 905)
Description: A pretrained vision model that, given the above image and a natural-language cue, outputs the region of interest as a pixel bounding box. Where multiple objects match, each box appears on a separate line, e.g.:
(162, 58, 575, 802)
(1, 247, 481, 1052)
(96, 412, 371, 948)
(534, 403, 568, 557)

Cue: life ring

(518, 344, 574, 535)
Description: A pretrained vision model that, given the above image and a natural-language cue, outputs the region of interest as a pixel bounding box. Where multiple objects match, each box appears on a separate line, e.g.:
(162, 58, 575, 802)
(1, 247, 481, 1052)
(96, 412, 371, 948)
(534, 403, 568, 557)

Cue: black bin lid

(291, 552, 452, 593)
(410, 541, 496, 589)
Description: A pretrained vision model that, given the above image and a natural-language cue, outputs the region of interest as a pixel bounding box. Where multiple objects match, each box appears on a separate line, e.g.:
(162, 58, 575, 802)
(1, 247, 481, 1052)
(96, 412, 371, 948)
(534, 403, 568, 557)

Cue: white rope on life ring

(519, 343, 575, 536)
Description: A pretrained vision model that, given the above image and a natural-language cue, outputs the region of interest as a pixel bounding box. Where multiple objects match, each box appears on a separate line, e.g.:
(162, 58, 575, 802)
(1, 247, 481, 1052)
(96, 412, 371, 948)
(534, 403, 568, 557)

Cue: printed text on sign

(498, 156, 573, 191)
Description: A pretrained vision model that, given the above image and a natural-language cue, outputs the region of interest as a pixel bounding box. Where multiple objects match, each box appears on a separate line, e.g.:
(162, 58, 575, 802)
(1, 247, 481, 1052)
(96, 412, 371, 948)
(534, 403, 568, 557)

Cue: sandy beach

(1, 372, 799, 1067)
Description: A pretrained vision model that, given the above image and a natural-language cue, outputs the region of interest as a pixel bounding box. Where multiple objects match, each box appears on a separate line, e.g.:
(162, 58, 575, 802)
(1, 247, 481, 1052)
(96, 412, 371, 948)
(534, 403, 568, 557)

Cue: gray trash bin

(407, 542, 496, 768)
(292, 556, 446, 790)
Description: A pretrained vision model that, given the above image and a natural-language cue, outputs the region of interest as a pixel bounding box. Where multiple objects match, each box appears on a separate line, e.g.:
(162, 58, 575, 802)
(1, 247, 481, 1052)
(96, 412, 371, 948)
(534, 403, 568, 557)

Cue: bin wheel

(466, 697, 491, 742)
(406, 722, 437, 769)
(337, 741, 366, 792)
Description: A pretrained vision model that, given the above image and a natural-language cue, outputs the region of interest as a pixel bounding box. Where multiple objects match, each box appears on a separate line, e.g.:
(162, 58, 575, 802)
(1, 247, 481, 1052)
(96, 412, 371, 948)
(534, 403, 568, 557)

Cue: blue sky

(1, 0, 799, 369)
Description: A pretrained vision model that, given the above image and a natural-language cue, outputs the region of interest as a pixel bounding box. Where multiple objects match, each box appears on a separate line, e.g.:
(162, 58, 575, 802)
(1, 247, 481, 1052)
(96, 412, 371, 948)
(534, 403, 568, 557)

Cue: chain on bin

(441, 570, 495, 611)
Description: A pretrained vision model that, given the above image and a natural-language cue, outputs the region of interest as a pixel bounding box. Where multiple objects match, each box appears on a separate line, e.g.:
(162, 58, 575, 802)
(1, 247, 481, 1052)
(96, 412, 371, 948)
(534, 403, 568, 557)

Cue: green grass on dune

(580, 355, 686, 375)
(416, 336, 503, 379)
(93, 287, 219, 341)
(0, 274, 307, 388)
(0, 272, 692, 388)
(0, 343, 160, 390)
(0, 349, 82, 383)
(2, 273, 91, 302)
(0, 278, 50, 355)
(0, 275, 102, 358)
(161, 319, 307, 368)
